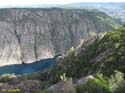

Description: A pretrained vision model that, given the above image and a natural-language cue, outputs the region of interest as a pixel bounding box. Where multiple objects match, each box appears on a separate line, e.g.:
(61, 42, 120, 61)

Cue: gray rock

(0, 8, 119, 66)
(0, 80, 46, 93)
(17, 80, 45, 93)
(77, 75, 94, 85)
(48, 81, 76, 93)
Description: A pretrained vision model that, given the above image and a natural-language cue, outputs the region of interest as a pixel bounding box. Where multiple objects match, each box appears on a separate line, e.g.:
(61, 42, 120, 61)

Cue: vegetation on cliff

(47, 26, 125, 84)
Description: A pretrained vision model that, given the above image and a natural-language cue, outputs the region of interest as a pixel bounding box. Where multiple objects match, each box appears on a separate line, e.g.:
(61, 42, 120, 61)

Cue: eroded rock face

(0, 8, 119, 66)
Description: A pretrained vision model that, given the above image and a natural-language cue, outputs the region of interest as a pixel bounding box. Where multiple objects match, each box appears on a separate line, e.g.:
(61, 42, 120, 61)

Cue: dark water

(0, 54, 62, 75)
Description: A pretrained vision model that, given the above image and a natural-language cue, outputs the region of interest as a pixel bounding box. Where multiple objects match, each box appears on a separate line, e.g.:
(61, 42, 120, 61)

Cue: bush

(35, 90, 52, 93)
(60, 73, 76, 93)
(0, 73, 16, 83)
(1, 73, 16, 78)
(76, 71, 125, 93)
(63, 78, 76, 93)
(76, 75, 110, 93)
(109, 70, 125, 93)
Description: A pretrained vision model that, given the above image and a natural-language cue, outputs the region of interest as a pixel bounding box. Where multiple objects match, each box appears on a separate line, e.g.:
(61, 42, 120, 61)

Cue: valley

(0, 5, 124, 93)
(0, 8, 120, 66)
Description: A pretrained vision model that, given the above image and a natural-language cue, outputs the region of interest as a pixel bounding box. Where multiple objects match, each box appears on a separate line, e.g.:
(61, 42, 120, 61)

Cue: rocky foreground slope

(0, 8, 120, 66)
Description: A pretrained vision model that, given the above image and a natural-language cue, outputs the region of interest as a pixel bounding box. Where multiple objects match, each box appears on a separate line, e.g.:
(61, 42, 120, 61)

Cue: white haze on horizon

(0, 0, 125, 7)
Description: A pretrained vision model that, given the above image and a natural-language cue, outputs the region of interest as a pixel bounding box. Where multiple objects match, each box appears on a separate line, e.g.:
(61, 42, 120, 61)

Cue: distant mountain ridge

(0, 2, 125, 8)
(68, 2, 125, 7)
(66, 2, 125, 22)
(0, 2, 124, 22)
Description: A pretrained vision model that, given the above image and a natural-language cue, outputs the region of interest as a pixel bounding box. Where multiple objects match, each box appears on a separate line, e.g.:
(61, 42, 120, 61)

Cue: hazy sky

(0, 0, 124, 6)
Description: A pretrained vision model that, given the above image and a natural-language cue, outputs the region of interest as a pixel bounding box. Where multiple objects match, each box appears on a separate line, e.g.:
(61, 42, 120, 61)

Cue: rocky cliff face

(0, 8, 120, 66)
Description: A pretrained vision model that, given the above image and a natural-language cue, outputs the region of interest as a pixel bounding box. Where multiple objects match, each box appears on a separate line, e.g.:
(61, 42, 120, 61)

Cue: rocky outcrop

(77, 75, 94, 85)
(0, 8, 120, 66)
(48, 80, 76, 93)
(0, 80, 46, 93)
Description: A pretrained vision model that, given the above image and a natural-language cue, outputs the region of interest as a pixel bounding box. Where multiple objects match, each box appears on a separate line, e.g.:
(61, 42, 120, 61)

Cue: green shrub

(35, 90, 52, 93)
(96, 73, 110, 91)
(76, 71, 125, 93)
(1, 73, 16, 78)
(63, 78, 76, 93)
(76, 80, 110, 93)
(109, 70, 125, 93)
(0, 73, 16, 83)
(76, 76, 110, 93)
(60, 73, 76, 93)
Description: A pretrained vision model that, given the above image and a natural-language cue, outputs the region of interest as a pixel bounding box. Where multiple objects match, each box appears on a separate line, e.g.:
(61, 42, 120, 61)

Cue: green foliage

(76, 76, 110, 93)
(60, 73, 76, 93)
(76, 71, 125, 93)
(35, 90, 52, 93)
(60, 73, 67, 82)
(63, 78, 76, 93)
(114, 43, 120, 48)
(66, 47, 75, 56)
(96, 73, 109, 90)
(1, 73, 16, 78)
(36, 26, 125, 93)
(0, 73, 17, 83)
(109, 70, 125, 93)
(48, 26, 125, 84)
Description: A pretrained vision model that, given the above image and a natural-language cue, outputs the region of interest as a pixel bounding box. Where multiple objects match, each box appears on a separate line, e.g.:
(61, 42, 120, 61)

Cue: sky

(0, 0, 125, 6)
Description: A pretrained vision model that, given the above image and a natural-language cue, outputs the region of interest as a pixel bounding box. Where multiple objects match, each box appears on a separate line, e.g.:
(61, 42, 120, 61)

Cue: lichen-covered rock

(48, 81, 76, 93)
(77, 75, 94, 85)
(17, 80, 45, 93)
(0, 80, 46, 93)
